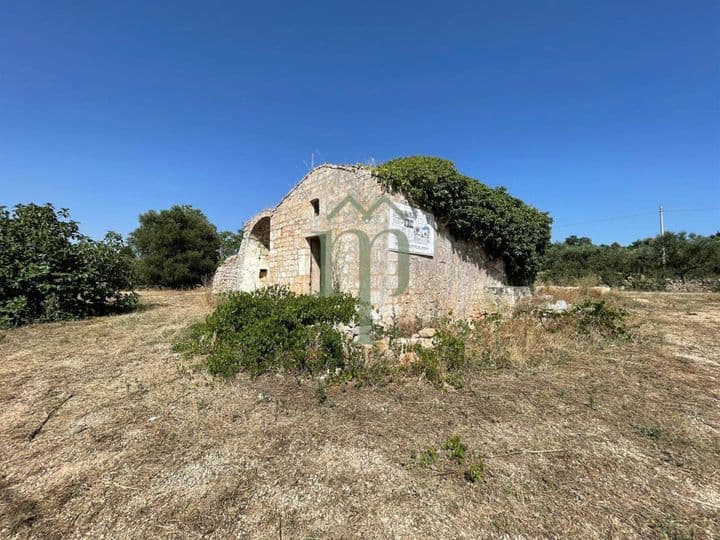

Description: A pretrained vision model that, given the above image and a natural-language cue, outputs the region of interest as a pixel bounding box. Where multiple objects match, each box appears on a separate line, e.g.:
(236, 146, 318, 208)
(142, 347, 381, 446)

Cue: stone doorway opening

(307, 236, 323, 294)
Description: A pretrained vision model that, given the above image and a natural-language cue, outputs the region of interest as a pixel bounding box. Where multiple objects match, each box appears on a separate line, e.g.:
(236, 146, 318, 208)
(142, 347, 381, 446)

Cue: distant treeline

(540, 232, 720, 289)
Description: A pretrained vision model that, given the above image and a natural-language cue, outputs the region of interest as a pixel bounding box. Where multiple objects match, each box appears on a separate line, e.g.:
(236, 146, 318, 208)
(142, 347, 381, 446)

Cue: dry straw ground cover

(0, 288, 718, 538)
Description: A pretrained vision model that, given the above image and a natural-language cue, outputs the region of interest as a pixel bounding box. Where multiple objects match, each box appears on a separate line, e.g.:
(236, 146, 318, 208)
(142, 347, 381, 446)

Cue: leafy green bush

(0, 204, 137, 328)
(374, 156, 552, 285)
(175, 286, 358, 377)
(129, 205, 221, 288)
(570, 300, 629, 339)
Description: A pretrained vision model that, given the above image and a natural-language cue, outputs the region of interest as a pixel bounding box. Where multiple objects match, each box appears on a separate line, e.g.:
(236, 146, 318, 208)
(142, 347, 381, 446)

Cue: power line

(554, 211, 655, 229)
(664, 207, 720, 214)
(554, 207, 719, 229)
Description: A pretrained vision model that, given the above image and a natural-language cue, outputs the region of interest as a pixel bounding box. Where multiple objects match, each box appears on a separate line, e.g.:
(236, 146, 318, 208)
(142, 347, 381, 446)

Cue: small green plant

(315, 381, 328, 404)
(637, 425, 664, 441)
(650, 517, 696, 540)
(444, 435, 467, 464)
(414, 436, 485, 485)
(464, 462, 484, 483)
(433, 323, 469, 371)
(418, 447, 439, 468)
(586, 383, 598, 410)
(415, 348, 443, 388)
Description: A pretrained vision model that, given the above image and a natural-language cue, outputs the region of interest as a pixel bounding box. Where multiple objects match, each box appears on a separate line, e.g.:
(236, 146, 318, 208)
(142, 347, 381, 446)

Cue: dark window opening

(311, 198, 320, 215)
(259, 269, 268, 279)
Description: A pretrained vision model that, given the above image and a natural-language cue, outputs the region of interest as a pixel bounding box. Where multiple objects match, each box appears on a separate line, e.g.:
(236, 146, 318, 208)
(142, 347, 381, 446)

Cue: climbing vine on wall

(374, 156, 552, 286)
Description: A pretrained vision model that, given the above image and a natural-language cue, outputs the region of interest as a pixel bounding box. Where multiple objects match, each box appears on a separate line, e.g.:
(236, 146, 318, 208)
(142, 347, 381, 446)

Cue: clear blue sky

(1, 0, 718, 245)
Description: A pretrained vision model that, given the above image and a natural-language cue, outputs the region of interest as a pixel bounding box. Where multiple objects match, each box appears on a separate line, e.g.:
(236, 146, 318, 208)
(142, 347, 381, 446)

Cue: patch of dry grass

(0, 288, 718, 538)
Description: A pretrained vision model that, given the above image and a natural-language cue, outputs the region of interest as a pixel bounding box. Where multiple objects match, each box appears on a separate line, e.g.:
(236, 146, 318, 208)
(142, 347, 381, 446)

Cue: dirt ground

(0, 289, 718, 539)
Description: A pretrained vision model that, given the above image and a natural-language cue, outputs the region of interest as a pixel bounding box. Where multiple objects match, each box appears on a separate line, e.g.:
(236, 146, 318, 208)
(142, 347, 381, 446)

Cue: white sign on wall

(387, 202, 436, 257)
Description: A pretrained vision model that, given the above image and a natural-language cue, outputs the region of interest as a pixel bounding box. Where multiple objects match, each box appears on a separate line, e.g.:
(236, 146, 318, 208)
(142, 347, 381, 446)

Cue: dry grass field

(0, 289, 718, 539)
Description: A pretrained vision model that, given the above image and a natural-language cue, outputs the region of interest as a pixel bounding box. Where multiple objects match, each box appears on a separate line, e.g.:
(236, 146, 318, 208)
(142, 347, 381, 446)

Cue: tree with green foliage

(218, 229, 244, 259)
(129, 205, 221, 288)
(540, 232, 720, 287)
(0, 204, 137, 328)
(374, 156, 552, 285)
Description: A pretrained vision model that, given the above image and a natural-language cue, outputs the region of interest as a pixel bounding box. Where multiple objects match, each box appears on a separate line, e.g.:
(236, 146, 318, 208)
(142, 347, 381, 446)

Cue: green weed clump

(464, 462, 484, 483)
(413, 435, 485, 485)
(543, 300, 629, 339)
(418, 447, 439, 468)
(444, 435, 467, 464)
(175, 286, 357, 378)
(637, 425, 664, 441)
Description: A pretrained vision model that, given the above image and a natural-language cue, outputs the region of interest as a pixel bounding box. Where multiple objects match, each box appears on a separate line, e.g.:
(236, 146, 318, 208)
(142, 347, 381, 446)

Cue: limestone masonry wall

(213, 165, 527, 324)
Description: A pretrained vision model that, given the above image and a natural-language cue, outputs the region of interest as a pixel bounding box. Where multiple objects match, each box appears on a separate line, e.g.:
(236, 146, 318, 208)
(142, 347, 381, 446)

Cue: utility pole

(659, 205, 666, 267)
(659, 205, 665, 235)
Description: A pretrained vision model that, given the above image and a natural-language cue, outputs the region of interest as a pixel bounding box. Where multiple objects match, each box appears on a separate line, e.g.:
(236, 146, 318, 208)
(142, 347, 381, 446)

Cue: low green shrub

(637, 425, 664, 441)
(539, 299, 629, 340)
(175, 286, 358, 378)
(394, 298, 630, 389)
(412, 320, 471, 387)
(570, 300, 629, 339)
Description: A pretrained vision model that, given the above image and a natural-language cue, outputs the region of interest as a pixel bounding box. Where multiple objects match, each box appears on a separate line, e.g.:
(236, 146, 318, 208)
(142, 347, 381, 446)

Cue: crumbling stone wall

(214, 165, 526, 323)
(212, 209, 273, 294)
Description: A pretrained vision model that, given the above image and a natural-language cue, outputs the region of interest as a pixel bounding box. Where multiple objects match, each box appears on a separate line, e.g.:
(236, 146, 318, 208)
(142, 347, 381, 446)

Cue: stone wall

(663, 278, 720, 292)
(213, 165, 527, 323)
(212, 209, 273, 295)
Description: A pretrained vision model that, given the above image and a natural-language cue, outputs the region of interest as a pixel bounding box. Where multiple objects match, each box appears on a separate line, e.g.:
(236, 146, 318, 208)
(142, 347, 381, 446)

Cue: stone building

(213, 165, 528, 325)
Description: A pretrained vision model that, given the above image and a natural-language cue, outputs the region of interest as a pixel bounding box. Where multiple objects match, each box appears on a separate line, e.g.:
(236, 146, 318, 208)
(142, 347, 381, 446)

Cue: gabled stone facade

(213, 165, 528, 324)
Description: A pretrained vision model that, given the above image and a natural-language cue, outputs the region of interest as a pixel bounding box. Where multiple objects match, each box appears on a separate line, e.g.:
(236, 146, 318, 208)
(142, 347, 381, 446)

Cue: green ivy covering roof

(374, 156, 552, 286)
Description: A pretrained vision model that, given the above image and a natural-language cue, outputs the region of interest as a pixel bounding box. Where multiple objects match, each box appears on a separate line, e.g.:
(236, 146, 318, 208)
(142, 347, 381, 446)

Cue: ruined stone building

(213, 165, 527, 325)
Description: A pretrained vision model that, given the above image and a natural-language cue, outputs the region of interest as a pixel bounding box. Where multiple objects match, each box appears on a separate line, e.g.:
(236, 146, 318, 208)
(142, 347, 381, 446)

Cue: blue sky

(1, 0, 718, 244)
